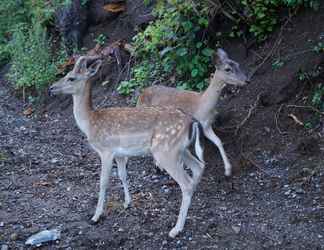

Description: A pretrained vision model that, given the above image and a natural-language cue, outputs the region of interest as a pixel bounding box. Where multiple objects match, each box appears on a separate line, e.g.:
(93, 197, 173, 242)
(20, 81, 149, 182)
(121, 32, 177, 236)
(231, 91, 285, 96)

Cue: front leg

(91, 152, 114, 223)
(204, 126, 232, 176)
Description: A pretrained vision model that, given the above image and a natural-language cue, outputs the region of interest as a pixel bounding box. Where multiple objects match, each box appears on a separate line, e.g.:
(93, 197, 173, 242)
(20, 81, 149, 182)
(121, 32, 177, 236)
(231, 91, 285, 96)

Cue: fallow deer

(137, 49, 249, 176)
(49, 56, 205, 238)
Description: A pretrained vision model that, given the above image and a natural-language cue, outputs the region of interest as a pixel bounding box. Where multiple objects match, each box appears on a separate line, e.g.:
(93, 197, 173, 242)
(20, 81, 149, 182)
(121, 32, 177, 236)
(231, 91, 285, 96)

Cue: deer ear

(87, 60, 102, 77)
(213, 48, 228, 67)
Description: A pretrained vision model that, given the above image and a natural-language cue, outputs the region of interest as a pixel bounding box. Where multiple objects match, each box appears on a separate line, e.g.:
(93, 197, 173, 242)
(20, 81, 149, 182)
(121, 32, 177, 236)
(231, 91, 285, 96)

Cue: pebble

(162, 240, 167, 245)
(295, 188, 304, 194)
(0, 222, 4, 227)
(1, 245, 8, 250)
(10, 232, 18, 241)
(232, 226, 241, 234)
(284, 190, 291, 195)
(51, 158, 58, 164)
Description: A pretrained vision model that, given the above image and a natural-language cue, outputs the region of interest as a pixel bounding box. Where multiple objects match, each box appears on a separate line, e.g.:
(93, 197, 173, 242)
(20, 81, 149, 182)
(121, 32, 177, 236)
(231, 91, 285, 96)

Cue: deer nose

(48, 86, 54, 96)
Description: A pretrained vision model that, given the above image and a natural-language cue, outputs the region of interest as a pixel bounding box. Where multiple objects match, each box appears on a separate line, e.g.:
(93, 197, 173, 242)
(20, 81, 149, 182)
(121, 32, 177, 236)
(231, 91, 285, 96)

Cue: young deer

(49, 56, 205, 238)
(137, 49, 249, 176)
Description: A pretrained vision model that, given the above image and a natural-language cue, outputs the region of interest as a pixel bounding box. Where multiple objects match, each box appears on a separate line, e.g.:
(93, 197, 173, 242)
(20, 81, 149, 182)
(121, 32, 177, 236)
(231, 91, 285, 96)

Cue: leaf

(176, 48, 187, 57)
(202, 48, 214, 57)
(191, 68, 198, 77)
(103, 2, 126, 13)
(160, 46, 174, 57)
(23, 107, 33, 116)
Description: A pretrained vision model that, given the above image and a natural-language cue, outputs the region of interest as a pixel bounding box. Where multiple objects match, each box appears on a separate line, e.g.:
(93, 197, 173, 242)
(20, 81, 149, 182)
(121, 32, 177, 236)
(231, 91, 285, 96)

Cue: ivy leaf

(160, 46, 174, 57)
(202, 48, 214, 57)
(176, 47, 188, 57)
(191, 68, 199, 77)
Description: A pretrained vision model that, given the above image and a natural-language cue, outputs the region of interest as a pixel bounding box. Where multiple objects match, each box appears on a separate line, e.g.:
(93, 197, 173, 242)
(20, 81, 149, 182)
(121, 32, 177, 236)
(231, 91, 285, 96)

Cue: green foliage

(7, 24, 61, 91)
(231, 0, 320, 41)
(118, 0, 214, 95)
(313, 42, 324, 53)
(272, 59, 285, 70)
(94, 34, 107, 46)
(0, 0, 68, 91)
(311, 83, 324, 110)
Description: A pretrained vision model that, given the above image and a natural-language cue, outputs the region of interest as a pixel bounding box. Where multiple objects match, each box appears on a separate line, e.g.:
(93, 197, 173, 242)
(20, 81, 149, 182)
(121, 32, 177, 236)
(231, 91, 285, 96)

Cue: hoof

(224, 166, 232, 177)
(123, 202, 131, 209)
(89, 215, 102, 225)
(168, 227, 181, 238)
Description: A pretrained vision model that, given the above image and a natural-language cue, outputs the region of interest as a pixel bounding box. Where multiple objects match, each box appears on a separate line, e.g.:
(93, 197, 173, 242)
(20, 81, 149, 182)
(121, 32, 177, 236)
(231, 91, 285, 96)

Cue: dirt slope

(0, 5, 324, 250)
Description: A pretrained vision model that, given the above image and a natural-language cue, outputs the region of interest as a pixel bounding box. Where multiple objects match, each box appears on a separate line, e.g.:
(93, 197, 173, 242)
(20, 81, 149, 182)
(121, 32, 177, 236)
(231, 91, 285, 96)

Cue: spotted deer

(49, 56, 205, 238)
(137, 49, 249, 176)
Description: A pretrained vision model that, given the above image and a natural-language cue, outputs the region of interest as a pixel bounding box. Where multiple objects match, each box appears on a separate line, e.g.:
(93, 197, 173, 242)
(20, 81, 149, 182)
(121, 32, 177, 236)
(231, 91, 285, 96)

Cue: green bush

(235, 0, 320, 41)
(0, 0, 68, 91)
(7, 24, 59, 91)
(118, 0, 214, 95)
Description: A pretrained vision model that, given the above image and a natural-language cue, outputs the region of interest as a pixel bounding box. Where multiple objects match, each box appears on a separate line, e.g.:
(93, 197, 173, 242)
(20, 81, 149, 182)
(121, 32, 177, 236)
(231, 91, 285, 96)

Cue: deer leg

(204, 126, 232, 176)
(115, 157, 132, 209)
(183, 149, 205, 186)
(153, 151, 195, 238)
(91, 152, 113, 223)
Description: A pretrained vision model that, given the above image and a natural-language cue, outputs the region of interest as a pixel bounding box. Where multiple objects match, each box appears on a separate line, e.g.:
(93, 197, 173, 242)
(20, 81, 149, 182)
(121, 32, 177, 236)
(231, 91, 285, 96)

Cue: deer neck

(72, 80, 93, 136)
(195, 74, 226, 123)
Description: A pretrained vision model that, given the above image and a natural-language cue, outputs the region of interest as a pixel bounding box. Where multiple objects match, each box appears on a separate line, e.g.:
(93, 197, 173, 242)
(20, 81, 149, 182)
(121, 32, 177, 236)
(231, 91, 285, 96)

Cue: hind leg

(115, 157, 132, 209)
(183, 149, 205, 186)
(153, 150, 196, 238)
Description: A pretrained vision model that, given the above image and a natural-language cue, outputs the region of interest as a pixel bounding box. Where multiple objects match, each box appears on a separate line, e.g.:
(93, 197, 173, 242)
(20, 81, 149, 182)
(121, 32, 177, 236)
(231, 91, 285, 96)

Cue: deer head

(49, 56, 102, 96)
(213, 48, 249, 86)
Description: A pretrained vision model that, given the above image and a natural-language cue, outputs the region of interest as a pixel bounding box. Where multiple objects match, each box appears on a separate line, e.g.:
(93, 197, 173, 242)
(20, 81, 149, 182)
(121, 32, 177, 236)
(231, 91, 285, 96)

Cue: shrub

(232, 0, 320, 41)
(118, 0, 215, 95)
(7, 24, 59, 91)
(0, 0, 69, 91)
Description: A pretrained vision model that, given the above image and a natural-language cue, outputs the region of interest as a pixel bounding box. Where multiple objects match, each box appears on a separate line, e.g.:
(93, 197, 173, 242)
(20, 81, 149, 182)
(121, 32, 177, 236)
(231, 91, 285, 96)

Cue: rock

(232, 225, 241, 234)
(0, 222, 4, 227)
(10, 232, 18, 241)
(1, 244, 8, 250)
(25, 229, 61, 246)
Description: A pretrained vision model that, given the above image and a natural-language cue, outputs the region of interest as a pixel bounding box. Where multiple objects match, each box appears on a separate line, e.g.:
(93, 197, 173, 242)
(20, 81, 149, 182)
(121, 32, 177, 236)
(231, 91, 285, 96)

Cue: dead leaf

(23, 107, 33, 116)
(32, 181, 51, 187)
(103, 2, 126, 13)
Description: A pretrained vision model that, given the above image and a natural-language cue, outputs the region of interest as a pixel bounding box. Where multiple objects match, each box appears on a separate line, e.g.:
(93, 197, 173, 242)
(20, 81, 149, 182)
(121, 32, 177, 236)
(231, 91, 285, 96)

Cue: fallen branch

(288, 113, 304, 126)
(286, 105, 324, 116)
(235, 93, 261, 135)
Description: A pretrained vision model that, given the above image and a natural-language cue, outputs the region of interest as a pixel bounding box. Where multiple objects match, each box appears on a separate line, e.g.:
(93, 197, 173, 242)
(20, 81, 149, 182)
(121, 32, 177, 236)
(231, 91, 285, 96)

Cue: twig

(274, 104, 287, 135)
(286, 105, 324, 116)
(235, 93, 261, 135)
(288, 113, 304, 126)
(241, 153, 270, 176)
(249, 18, 291, 79)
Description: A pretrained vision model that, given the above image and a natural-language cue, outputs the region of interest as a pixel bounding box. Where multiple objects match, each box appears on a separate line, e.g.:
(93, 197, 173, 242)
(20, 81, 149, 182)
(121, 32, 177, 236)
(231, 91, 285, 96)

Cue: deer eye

(68, 77, 75, 82)
(225, 67, 232, 72)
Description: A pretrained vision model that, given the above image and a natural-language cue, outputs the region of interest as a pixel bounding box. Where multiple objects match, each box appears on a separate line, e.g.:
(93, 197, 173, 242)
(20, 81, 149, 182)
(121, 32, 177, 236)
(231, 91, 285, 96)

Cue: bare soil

(1, 4, 324, 250)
